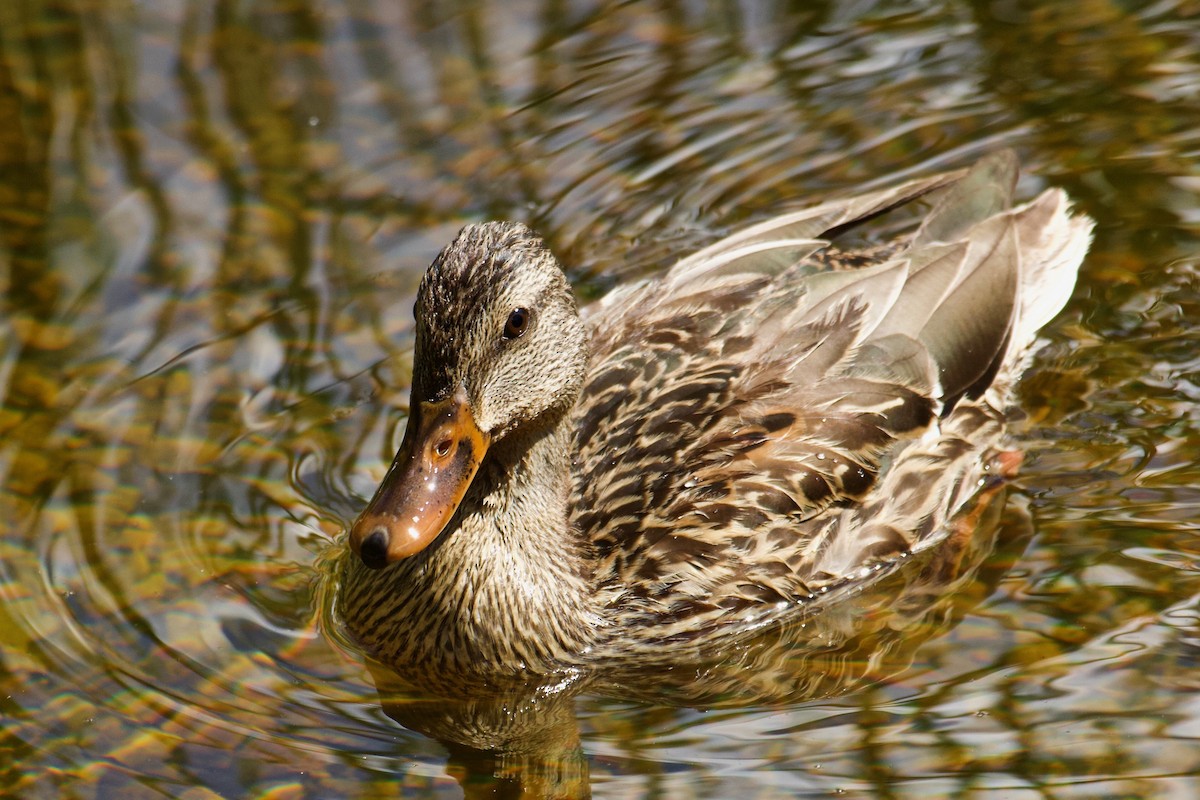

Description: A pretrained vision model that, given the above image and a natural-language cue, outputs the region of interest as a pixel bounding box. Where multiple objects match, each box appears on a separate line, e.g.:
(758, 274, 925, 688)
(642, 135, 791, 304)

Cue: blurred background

(1, 0, 1199, 797)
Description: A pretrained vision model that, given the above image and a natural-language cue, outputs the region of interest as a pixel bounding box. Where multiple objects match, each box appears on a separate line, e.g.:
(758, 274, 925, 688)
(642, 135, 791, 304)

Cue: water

(2, 1, 1199, 797)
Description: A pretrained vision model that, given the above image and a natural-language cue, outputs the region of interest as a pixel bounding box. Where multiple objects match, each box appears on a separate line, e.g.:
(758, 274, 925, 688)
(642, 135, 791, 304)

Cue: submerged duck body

(340, 152, 1093, 679)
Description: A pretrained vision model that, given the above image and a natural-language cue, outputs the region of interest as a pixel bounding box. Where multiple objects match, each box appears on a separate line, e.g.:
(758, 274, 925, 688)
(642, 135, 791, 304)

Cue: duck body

(339, 152, 1093, 680)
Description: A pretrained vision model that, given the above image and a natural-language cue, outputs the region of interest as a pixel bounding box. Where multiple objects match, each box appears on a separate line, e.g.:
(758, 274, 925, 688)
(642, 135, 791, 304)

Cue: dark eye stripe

(503, 307, 530, 340)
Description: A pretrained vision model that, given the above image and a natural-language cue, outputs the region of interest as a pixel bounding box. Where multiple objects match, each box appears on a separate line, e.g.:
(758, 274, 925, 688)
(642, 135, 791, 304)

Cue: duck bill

(350, 386, 489, 569)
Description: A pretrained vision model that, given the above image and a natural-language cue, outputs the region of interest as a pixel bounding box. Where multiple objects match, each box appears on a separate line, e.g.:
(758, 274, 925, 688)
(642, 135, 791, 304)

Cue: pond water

(2, 1, 1199, 797)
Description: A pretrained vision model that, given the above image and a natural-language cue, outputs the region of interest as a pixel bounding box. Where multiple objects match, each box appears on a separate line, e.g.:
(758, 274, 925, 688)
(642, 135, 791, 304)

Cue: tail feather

(913, 150, 1018, 248)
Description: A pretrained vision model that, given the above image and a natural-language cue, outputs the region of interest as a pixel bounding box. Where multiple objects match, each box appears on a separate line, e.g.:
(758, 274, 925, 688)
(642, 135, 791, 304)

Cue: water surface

(2, 1, 1199, 797)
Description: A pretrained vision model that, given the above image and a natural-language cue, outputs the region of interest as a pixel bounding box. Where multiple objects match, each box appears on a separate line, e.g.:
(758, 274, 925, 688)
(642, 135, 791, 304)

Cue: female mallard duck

(339, 152, 1092, 679)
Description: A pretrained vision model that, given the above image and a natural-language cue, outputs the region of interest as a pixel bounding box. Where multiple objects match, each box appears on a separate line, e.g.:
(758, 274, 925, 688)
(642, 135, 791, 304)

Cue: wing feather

(570, 152, 1091, 623)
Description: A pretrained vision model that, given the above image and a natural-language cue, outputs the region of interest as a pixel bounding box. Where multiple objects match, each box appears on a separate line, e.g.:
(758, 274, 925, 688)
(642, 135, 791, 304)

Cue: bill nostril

(359, 528, 391, 570)
(434, 438, 452, 458)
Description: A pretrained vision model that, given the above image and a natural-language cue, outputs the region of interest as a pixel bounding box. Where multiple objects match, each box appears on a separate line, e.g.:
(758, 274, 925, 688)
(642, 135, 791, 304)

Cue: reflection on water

(2, 0, 1199, 796)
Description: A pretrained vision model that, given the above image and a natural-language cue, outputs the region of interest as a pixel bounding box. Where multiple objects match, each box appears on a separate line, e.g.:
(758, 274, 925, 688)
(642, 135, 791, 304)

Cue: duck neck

(342, 409, 599, 677)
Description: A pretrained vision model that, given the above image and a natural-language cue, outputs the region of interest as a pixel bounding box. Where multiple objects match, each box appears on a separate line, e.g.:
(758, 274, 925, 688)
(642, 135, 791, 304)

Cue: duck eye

(503, 307, 530, 340)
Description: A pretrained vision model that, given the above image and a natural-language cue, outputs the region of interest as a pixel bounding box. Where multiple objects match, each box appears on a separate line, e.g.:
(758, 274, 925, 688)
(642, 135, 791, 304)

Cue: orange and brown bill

(350, 386, 489, 569)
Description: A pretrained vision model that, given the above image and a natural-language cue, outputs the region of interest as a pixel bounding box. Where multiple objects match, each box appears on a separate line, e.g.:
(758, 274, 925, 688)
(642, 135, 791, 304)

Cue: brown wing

(570, 259, 940, 612)
(568, 152, 1091, 632)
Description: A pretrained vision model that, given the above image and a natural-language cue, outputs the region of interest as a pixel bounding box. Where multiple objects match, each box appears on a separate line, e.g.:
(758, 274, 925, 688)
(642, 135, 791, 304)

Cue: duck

(338, 151, 1093, 681)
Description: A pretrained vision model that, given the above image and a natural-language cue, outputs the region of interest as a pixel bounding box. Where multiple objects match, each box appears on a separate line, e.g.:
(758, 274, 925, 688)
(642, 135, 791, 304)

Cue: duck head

(349, 222, 589, 569)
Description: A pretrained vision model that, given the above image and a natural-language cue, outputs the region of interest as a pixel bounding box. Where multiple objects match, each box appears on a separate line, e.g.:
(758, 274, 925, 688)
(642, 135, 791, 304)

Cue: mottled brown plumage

(339, 152, 1093, 681)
